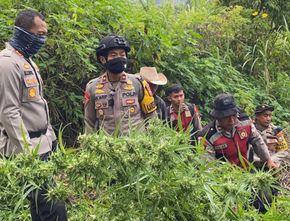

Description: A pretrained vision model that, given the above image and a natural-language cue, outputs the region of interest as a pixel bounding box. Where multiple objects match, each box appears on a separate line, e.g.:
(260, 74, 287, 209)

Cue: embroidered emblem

(238, 129, 248, 140)
(95, 102, 102, 109)
(28, 87, 37, 98)
(84, 91, 90, 106)
(95, 89, 105, 94)
(185, 110, 191, 118)
(127, 80, 133, 85)
(123, 84, 134, 91)
(96, 84, 104, 89)
(126, 99, 135, 105)
(129, 106, 136, 113)
(25, 78, 38, 85)
(23, 63, 30, 69)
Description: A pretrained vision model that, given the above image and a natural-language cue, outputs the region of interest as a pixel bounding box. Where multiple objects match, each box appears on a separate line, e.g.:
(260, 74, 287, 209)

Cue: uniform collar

(215, 119, 240, 138)
(254, 122, 272, 132)
(102, 72, 128, 83)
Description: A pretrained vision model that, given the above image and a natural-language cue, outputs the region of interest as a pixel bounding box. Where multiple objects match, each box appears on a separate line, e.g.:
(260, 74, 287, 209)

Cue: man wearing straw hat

(139, 67, 168, 121)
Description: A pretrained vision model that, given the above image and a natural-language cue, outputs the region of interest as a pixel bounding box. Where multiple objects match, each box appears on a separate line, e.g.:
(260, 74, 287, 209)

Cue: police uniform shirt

(0, 43, 56, 155)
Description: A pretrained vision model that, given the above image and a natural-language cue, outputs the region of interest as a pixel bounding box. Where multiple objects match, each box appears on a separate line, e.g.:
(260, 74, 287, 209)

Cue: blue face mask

(9, 26, 46, 58)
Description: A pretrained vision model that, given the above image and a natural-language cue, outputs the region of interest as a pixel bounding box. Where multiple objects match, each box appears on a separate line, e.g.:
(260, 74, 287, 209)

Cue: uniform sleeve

(84, 82, 98, 134)
(0, 60, 31, 150)
(249, 123, 270, 161)
(160, 98, 168, 121)
(193, 104, 202, 132)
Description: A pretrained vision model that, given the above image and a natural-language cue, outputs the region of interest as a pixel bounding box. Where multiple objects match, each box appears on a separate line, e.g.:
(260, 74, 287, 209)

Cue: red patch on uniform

(84, 91, 90, 106)
(126, 98, 135, 105)
(238, 129, 248, 140)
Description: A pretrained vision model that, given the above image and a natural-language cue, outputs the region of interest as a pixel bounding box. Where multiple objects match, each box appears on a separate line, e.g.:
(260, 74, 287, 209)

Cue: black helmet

(210, 93, 238, 119)
(96, 35, 130, 59)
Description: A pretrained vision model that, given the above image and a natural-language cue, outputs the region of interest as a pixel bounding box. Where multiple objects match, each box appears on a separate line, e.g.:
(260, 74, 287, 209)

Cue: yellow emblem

(95, 89, 105, 94)
(123, 84, 134, 91)
(25, 78, 38, 85)
(23, 63, 30, 70)
(129, 106, 136, 113)
(238, 129, 248, 140)
(127, 80, 133, 85)
(28, 87, 37, 98)
(96, 84, 104, 89)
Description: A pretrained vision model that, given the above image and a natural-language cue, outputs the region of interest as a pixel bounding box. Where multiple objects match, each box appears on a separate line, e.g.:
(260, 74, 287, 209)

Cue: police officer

(0, 10, 67, 220)
(199, 94, 277, 169)
(254, 104, 289, 165)
(84, 35, 157, 135)
(199, 94, 279, 213)
(139, 67, 168, 121)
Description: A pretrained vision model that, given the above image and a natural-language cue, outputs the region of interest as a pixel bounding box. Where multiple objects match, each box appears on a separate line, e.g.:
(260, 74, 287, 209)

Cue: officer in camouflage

(254, 104, 289, 166)
(0, 9, 67, 221)
(84, 35, 157, 135)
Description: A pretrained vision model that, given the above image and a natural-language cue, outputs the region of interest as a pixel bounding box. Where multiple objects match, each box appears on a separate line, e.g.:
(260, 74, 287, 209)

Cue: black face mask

(105, 57, 127, 74)
(9, 26, 46, 58)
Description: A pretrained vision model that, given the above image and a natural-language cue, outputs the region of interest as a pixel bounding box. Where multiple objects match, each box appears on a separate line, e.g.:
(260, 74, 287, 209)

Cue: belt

(3, 128, 47, 139)
(28, 128, 47, 139)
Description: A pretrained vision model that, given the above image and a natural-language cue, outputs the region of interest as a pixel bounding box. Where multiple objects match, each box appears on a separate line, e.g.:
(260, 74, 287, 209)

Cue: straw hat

(138, 67, 167, 85)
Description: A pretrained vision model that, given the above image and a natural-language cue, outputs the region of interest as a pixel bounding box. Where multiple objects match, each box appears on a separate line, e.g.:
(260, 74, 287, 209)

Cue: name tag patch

(95, 94, 107, 100)
(122, 91, 136, 97)
(24, 71, 33, 75)
(214, 144, 228, 150)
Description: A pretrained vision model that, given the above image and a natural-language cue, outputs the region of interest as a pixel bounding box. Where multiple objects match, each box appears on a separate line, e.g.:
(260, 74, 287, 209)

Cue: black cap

(210, 93, 238, 119)
(255, 104, 274, 114)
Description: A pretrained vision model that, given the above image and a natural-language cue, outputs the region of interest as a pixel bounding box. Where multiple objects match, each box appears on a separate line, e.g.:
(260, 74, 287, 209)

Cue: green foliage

(0, 0, 289, 144)
(1, 120, 288, 220)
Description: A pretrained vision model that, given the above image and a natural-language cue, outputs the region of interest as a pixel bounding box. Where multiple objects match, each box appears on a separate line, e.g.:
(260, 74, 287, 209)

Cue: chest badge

(126, 98, 135, 105)
(96, 89, 105, 94)
(185, 110, 191, 118)
(130, 106, 136, 113)
(238, 129, 248, 140)
(28, 87, 37, 98)
(96, 84, 104, 89)
(23, 63, 31, 70)
(123, 84, 134, 91)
